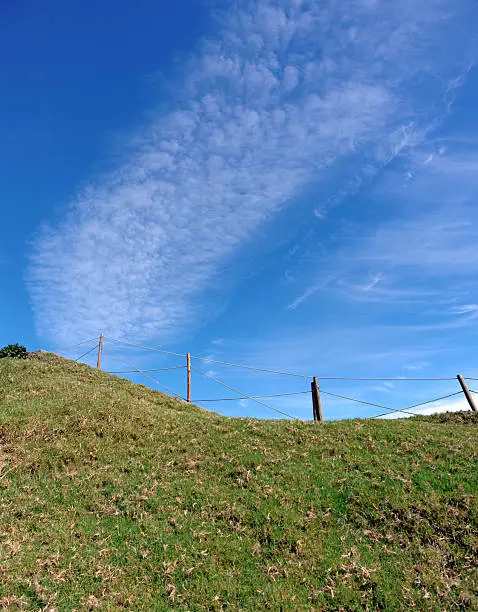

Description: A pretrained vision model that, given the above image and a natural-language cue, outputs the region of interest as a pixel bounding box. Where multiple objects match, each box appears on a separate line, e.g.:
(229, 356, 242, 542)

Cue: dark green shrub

(0, 343, 28, 359)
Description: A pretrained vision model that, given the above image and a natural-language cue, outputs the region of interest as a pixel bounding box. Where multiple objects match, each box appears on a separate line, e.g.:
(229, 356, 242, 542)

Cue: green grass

(0, 353, 477, 610)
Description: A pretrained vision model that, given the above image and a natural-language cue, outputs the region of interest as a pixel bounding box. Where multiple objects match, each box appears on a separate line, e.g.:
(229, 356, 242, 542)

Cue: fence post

(96, 334, 104, 370)
(187, 353, 191, 402)
(311, 377, 323, 422)
(457, 374, 477, 413)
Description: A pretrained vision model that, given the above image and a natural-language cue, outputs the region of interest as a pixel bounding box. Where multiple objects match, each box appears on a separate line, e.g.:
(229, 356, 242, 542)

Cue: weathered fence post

(187, 353, 191, 403)
(96, 334, 104, 370)
(311, 376, 323, 422)
(457, 374, 477, 413)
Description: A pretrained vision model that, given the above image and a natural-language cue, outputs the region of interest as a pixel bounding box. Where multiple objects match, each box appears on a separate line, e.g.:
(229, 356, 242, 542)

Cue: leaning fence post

(311, 377, 323, 422)
(457, 374, 477, 413)
(187, 353, 191, 403)
(96, 334, 104, 370)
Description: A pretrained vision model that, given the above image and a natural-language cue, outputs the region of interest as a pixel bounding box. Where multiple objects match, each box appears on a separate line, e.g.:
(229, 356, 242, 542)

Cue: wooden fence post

(457, 374, 477, 413)
(96, 334, 104, 370)
(187, 353, 191, 403)
(311, 377, 323, 422)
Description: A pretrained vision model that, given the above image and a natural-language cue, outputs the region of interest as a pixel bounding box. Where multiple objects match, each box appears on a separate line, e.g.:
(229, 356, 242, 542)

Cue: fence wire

(74, 344, 99, 363)
(191, 366, 299, 421)
(102, 344, 184, 400)
(55, 336, 475, 422)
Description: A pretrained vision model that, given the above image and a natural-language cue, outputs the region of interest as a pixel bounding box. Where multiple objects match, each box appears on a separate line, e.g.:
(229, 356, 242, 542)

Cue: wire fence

(46, 335, 478, 422)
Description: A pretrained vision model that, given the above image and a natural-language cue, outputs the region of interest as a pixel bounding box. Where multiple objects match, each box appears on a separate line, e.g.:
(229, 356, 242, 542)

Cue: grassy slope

(0, 354, 477, 611)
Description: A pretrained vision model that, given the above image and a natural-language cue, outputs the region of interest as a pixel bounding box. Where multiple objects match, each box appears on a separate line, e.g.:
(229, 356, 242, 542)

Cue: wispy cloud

(404, 361, 431, 372)
(28, 0, 477, 344)
(290, 145, 478, 312)
(452, 304, 478, 315)
(362, 273, 384, 292)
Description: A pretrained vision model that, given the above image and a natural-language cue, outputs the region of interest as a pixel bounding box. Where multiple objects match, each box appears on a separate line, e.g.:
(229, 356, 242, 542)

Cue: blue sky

(2, 0, 478, 420)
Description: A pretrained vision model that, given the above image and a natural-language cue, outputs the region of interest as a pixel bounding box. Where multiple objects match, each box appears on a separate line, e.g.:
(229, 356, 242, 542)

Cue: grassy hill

(0, 353, 477, 610)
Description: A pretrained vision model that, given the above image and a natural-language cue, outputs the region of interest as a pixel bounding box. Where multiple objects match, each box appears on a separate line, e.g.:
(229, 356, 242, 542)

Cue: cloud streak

(289, 146, 478, 311)
(28, 0, 477, 344)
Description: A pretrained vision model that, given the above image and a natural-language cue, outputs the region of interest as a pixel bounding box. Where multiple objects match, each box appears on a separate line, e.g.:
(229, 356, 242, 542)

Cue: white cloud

(404, 361, 431, 372)
(28, 0, 477, 344)
(452, 304, 478, 314)
(379, 396, 472, 419)
(362, 273, 384, 292)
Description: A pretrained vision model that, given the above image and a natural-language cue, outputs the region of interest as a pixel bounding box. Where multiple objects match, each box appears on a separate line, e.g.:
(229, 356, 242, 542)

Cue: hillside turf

(0, 353, 477, 610)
